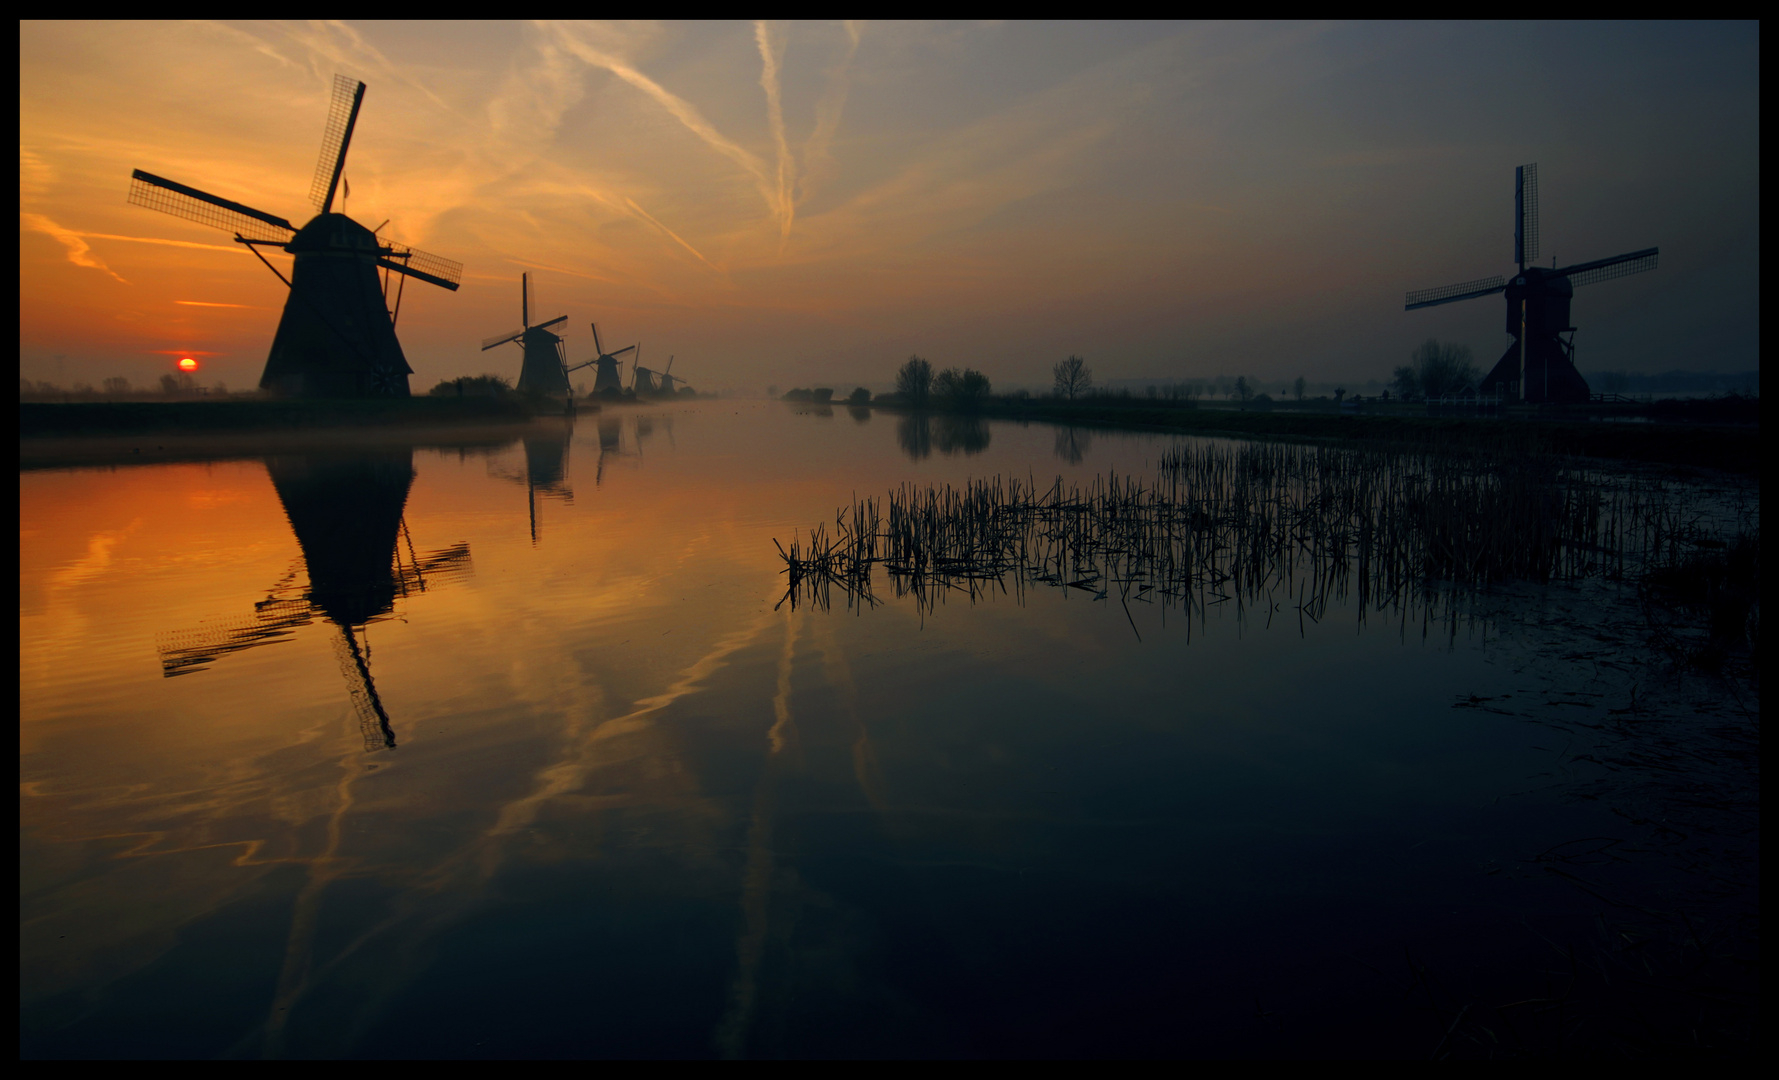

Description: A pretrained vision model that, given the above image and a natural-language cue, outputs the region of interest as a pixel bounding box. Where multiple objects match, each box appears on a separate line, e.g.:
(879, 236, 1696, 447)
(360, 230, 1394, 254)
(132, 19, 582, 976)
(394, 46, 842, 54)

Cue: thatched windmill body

(128, 75, 463, 398)
(482, 272, 573, 396)
(1405, 163, 1657, 404)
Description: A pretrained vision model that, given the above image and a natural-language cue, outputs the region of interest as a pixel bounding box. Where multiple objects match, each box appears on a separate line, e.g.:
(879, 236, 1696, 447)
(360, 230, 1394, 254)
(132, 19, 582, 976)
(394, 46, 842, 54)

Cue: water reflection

(516, 419, 574, 543)
(1053, 425, 1092, 464)
(847, 405, 871, 424)
(156, 450, 472, 750)
(895, 412, 991, 460)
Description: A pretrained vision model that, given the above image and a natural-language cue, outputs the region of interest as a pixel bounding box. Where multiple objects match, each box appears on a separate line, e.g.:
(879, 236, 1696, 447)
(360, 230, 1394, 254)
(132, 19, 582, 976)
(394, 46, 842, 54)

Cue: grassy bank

(876, 397, 1760, 474)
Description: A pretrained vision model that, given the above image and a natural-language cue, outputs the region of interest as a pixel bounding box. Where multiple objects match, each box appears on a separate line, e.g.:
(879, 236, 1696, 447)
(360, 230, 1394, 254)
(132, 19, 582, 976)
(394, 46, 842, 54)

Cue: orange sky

(19, 21, 1760, 394)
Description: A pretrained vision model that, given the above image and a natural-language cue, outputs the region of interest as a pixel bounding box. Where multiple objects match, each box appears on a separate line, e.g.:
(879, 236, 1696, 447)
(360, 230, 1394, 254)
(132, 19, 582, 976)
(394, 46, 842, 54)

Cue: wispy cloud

(175, 300, 262, 308)
(21, 212, 129, 283)
(755, 21, 795, 247)
(545, 22, 783, 233)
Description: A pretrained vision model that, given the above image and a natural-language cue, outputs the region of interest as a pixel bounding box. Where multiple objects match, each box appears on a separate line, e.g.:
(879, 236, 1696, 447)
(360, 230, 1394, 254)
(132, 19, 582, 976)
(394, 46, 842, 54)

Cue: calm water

(19, 402, 1754, 1058)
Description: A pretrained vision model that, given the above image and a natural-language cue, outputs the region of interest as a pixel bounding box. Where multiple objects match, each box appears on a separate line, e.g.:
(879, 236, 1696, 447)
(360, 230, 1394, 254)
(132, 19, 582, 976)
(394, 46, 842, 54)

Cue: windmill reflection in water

(156, 452, 472, 751)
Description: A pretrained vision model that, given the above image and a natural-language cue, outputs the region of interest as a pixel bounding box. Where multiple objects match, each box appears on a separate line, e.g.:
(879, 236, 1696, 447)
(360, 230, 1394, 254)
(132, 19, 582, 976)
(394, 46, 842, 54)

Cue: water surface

(19, 402, 1753, 1057)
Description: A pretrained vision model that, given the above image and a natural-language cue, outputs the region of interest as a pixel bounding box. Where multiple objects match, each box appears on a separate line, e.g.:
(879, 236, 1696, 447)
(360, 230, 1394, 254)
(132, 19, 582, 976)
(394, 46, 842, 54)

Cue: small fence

(1424, 391, 1504, 416)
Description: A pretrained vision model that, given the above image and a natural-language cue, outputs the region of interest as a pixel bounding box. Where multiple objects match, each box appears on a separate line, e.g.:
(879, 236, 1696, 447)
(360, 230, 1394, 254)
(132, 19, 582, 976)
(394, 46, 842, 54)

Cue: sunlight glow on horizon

(18, 21, 1759, 393)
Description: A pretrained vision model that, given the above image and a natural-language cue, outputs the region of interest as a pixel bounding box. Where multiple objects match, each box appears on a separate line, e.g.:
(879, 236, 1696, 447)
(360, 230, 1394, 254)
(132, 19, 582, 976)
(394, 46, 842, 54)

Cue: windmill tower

(156, 450, 473, 751)
(128, 75, 463, 398)
(1406, 163, 1658, 404)
(656, 356, 681, 395)
(631, 346, 660, 395)
(566, 323, 635, 395)
(482, 273, 571, 395)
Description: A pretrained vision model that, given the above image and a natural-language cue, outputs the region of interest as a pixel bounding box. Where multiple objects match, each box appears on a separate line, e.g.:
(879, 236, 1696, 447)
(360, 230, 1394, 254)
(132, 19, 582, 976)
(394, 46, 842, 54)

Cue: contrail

(625, 197, 726, 276)
(800, 21, 862, 210)
(755, 21, 795, 247)
(545, 23, 787, 238)
(21, 213, 128, 283)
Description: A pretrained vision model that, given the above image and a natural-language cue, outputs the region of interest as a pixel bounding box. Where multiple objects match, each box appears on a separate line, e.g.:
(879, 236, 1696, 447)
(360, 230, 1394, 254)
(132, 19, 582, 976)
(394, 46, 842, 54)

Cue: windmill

(1405, 163, 1657, 404)
(565, 322, 635, 395)
(631, 345, 660, 395)
(482, 272, 572, 395)
(656, 356, 685, 395)
(128, 75, 463, 398)
(156, 451, 472, 751)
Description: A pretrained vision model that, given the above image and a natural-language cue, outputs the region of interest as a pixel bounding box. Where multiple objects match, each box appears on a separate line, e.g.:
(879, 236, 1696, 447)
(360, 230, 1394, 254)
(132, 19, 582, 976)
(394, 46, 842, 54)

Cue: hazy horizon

(19, 21, 1760, 395)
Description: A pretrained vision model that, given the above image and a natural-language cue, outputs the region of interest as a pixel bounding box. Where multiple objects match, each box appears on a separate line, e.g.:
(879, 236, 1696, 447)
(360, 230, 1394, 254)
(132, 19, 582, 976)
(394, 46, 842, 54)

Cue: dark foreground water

(20, 402, 1757, 1058)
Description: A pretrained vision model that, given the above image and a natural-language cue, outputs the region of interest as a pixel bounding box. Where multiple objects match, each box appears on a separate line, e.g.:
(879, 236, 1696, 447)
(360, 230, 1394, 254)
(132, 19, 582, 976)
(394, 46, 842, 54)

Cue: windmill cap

(287, 212, 380, 255)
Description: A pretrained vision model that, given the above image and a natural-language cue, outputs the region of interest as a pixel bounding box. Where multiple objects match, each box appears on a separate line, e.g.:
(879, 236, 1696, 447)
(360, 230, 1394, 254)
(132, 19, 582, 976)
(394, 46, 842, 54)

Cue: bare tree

(1398, 338, 1479, 401)
(895, 355, 934, 407)
(1053, 355, 1092, 401)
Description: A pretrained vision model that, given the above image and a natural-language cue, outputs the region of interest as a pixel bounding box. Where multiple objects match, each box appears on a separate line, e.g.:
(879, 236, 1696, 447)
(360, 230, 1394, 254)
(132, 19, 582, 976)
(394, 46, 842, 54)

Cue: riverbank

(873, 398, 1761, 474)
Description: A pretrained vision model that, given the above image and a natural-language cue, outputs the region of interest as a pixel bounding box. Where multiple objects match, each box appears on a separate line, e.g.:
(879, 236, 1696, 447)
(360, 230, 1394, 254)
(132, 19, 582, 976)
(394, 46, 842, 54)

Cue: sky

(18, 21, 1761, 394)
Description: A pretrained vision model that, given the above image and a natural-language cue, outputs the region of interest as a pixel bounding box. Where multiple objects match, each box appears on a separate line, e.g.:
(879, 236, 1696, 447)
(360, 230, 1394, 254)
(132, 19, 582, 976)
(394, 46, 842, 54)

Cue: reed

(776, 441, 1744, 627)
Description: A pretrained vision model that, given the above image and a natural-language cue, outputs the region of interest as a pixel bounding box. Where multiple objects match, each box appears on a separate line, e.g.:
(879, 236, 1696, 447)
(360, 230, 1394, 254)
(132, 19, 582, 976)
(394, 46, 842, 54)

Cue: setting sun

(177, 357, 198, 372)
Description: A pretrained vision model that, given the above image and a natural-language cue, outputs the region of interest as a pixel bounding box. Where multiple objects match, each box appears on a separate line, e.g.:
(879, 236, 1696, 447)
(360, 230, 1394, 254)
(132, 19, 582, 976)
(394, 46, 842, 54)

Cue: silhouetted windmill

(1405, 163, 1658, 404)
(156, 452, 472, 751)
(566, 322, 635, 395)
(656, 356, 682, 395)
(631, 345, 660, 395)
(128, 75, 463, 398)
(481, 272, 573, 396)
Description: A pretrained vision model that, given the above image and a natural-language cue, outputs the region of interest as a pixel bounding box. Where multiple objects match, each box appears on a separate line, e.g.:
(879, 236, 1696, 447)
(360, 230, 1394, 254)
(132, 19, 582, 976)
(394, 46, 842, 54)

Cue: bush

(848, 387, 871, 405)
(935, 367, 991, 411)
(430, 374, 512, 398)
(812, 387, 835, 404)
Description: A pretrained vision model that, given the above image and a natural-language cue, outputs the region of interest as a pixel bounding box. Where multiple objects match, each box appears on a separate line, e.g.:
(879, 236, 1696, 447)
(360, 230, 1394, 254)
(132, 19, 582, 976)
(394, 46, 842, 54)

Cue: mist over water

(19, 401, 1756, 1057)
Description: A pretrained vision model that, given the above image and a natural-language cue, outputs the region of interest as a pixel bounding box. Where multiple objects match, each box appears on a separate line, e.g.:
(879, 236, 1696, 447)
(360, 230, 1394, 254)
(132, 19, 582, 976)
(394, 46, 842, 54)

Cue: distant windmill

(128, 75, 463, 398)
(156, 452, 472, 751)
(482, 272, 571, 395)
(631, 345, 660, 395)
(565, 322, 635, 395)
(1405, 163, 1658, 404)
(656, 356, 684, 395)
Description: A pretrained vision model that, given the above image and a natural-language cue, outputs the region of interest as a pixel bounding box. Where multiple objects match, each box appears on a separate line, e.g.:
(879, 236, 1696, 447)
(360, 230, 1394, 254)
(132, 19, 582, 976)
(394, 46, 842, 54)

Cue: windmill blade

(664, 355, 674, 376)
(332, 623, 396, 751)
(1515, 163, 1540, 268)
(377, 243, 463, 291)
(311, 74, 367, 214)
(607, 343, 636, 359)
(590, 322, 604, 356)
(128, 170, 295, 244)
(1405, 275, 1507, 310)
(532, 315, 568, 333)
(155, 597, 313, 677)
(482, 328, 524, 350)
(1556, 247, 1659, 289)
(565, 356, 596, 374)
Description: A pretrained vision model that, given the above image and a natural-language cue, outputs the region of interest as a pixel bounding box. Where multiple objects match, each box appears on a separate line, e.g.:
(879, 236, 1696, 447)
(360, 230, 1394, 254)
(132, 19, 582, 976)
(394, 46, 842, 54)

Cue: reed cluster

(777, 441, 1728, 626)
